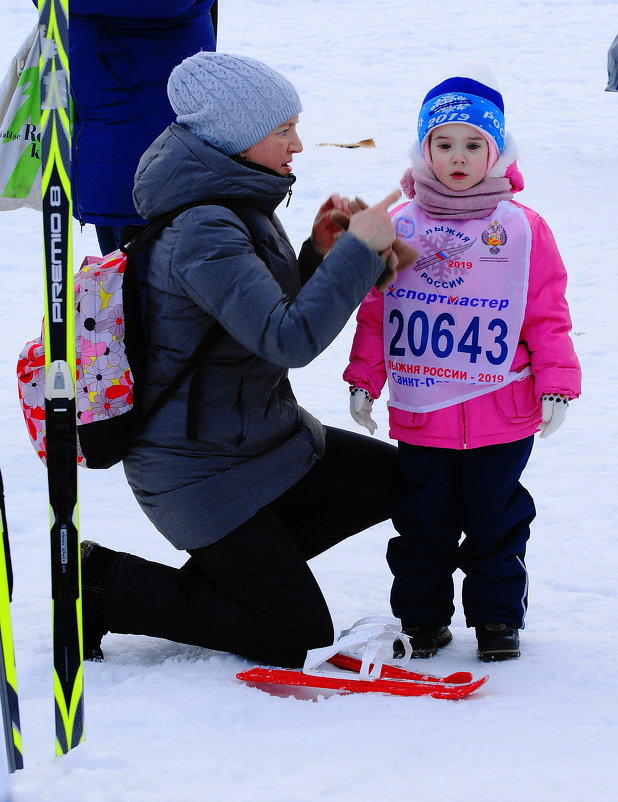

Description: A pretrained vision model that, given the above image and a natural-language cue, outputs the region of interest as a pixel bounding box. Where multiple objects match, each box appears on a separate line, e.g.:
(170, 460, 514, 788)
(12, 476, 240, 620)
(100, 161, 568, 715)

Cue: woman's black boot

(81, 540, 117, 661)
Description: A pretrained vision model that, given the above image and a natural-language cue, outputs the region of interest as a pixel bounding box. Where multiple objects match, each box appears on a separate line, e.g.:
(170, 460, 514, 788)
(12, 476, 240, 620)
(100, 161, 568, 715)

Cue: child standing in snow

(343, 63, 581, 661)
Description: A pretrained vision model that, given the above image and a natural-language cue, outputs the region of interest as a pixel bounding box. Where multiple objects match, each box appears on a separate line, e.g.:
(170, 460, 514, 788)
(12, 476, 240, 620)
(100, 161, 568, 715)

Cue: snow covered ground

(1, 0, 617, 799)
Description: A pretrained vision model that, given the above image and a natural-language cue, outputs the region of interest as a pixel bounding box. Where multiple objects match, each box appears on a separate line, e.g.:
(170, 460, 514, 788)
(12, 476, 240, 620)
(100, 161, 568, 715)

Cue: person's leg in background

(95, 225, 123, 255)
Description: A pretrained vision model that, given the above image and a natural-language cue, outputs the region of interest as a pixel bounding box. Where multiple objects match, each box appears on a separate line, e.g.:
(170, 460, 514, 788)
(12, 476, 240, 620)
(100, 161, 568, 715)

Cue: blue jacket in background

(69, 0, 216, 226)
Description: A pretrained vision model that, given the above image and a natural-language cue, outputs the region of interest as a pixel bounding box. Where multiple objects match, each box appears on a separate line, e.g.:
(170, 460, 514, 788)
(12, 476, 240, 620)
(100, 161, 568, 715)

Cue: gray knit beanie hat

(167, 52, 302, 156)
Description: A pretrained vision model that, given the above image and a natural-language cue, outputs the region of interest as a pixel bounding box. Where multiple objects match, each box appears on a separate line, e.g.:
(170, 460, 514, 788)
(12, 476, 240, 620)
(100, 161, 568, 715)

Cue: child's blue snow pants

(388, 436, 535, 629)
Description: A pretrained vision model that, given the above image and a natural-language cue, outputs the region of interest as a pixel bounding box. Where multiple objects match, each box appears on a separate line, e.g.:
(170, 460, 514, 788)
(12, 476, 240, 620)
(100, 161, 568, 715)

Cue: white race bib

(385, 201, 531, 413)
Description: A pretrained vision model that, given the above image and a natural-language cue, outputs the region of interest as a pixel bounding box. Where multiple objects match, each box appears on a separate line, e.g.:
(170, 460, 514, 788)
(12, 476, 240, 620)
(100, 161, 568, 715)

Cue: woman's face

(240, 116, 303, 176)
(429, 123, 489, 191)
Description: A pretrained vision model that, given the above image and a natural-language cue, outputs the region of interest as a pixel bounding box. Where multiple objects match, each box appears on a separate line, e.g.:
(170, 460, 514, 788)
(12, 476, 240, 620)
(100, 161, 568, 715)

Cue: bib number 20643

(388, 310, 509, 366)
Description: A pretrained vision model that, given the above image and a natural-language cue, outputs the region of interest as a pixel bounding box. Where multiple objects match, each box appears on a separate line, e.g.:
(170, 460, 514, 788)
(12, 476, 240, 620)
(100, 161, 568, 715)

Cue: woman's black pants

(101, 427, 402, 667)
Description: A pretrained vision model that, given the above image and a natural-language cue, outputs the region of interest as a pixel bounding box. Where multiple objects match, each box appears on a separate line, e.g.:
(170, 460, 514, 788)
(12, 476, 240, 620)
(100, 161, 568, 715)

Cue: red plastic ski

(237, 618, 489, 700)
(237, 654, 487, 700)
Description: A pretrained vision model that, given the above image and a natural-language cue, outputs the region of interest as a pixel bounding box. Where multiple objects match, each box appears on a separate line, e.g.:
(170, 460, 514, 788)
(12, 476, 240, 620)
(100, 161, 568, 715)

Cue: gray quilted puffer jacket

(123, 124, 386, 549)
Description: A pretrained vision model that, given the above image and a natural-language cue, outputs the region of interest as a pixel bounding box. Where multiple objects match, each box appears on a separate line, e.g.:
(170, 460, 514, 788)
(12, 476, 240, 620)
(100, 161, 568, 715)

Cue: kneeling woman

(81, 52, 403, 667)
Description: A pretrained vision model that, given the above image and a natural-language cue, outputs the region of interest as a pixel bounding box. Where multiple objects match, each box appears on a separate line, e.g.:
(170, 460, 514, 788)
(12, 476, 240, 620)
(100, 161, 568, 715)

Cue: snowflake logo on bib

(412, 231, 475, 282)
(481, 220, 508, 254)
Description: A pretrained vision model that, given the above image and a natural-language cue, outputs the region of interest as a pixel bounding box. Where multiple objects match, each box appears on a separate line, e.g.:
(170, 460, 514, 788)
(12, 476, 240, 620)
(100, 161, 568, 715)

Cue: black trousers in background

(96, 224, 150, 318)
(102, 427, 402, 667)
(388, 436, 536, 630)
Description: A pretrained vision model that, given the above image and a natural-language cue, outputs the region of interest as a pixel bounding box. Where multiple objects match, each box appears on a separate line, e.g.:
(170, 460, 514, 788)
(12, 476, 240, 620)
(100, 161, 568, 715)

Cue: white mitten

(539, 393, 569, 439)
(349, 387, 377, 435)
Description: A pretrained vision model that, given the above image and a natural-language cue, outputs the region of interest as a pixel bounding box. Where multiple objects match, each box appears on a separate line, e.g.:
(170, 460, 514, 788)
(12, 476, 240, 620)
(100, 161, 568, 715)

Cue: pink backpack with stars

(17, 247, 137, 468)
(17, 199, 257, 469)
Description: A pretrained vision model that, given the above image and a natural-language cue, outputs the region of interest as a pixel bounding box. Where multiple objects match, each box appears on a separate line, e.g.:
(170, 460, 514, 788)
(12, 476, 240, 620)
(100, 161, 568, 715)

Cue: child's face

(429, 124, 489, 191)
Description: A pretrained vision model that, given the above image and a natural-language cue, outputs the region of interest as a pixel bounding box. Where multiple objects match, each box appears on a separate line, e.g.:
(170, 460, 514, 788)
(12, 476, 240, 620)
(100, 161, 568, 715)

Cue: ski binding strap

(304, 616, 412, 680)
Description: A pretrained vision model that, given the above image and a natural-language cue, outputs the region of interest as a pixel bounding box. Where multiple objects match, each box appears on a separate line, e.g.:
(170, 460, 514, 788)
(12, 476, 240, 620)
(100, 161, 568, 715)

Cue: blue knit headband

(418, 77, 505, 153)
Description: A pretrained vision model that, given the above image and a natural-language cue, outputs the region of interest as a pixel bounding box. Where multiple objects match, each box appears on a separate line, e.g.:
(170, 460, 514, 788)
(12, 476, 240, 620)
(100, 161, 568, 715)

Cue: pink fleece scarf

(400, 162, 524, 220)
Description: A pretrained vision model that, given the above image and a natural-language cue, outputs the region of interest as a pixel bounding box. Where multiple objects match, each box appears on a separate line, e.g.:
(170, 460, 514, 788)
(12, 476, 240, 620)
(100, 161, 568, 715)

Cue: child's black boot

(393, 625, 453, 659)
(475, 623, 520, 662)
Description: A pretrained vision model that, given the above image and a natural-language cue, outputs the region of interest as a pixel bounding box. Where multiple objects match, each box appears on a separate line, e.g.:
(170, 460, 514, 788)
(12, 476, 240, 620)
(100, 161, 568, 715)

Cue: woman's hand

(327, 191, 416, 291)
(347, 189, 400, 252)
(311, 194, 351, 256)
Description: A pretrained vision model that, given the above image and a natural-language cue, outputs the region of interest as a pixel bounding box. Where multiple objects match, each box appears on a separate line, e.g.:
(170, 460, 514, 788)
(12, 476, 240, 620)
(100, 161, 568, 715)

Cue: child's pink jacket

(343, 201, 582, 450)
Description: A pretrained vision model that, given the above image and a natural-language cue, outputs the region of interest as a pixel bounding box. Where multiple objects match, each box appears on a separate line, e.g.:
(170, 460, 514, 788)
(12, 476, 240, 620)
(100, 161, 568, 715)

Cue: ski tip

(430, 674, 490, 699)
(443, 671, 475, 684)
